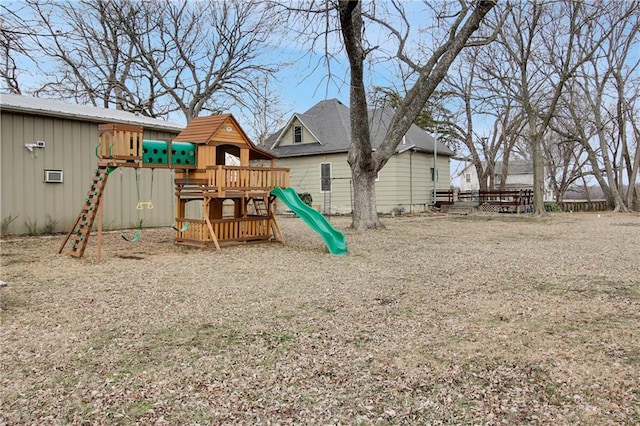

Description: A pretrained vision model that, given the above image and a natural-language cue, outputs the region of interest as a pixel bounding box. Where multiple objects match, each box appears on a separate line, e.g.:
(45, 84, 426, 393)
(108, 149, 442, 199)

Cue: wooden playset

(59, 114, 290, 258)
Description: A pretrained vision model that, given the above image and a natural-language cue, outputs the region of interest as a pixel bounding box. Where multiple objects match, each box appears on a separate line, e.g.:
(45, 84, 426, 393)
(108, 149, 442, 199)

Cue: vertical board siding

(1, 112, 179, 235)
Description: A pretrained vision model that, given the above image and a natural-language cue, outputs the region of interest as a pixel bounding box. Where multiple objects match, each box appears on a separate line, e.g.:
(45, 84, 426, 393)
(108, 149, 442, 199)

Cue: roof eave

(272, 148, 349, 158)
(1, 103, 184, 133)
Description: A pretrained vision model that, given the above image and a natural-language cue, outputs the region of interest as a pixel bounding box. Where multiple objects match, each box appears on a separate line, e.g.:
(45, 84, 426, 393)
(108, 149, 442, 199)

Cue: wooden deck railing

(437, 189, 534, 213)
(206, 166, 290, 192)
(435, 190, 456, 205)
(175, 217, 271, 244)
(97, 124, 143, 164)
(457, 190, 534, 206)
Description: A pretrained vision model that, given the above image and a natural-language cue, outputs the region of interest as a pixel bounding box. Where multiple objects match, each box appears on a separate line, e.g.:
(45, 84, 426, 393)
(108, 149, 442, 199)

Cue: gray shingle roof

(268, 99, 454, 157)
(0, 93, 184, 132)
(494, 160, 533, 175)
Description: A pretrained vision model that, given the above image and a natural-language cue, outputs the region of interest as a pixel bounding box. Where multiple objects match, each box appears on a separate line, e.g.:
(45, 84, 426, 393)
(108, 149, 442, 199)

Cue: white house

(266, 99, 454, 214)
(459, 159, 554, 201)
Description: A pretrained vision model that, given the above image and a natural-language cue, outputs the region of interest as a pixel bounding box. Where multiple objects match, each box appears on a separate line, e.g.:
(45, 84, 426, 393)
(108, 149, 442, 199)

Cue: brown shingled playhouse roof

(174, 114, 276, 160)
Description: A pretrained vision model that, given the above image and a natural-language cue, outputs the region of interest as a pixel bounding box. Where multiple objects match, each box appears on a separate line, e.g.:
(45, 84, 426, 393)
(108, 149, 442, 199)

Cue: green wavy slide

(271, 187, 348, 255)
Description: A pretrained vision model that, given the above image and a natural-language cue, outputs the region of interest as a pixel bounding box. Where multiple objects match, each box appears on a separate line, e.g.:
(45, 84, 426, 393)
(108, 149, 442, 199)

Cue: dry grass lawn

(1, 212, 639, 425)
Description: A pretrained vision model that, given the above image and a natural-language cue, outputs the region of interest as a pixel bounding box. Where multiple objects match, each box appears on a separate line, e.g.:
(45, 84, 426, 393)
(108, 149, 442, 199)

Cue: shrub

(1, 214, 18, 237)
(24, 218, 40, 236)
(41, 215, 58, 234)
(298, 192, 313, 207)
(544, 202, 563, 212)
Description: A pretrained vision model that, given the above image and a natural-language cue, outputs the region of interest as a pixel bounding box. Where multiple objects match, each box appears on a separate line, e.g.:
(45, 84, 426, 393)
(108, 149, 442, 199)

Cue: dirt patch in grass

(1, 212, 639, 424)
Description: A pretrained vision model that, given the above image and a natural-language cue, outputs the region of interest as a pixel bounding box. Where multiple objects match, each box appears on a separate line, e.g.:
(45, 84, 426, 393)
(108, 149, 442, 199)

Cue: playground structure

(59, 114, 347, 258)
(59, 115, 283, 258)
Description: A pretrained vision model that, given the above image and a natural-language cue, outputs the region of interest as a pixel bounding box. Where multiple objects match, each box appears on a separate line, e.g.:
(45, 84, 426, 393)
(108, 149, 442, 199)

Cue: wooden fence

(436, 190, 610, 213)
(554, 200, 609, 212)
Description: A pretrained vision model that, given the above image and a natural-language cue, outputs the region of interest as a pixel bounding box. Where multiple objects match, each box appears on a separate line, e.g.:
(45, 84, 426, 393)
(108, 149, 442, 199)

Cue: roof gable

(174, 114, 234, 144)
(269, 99, 350, 152)
(269, 114, 323, 149)
(268, 99, 455, 158)
(175, 113, 275, 160)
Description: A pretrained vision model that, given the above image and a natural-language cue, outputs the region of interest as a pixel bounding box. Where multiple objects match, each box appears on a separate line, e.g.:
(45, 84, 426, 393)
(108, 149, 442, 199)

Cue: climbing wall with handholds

(142, 140, 196, 167)
(58, 165, 113, 257)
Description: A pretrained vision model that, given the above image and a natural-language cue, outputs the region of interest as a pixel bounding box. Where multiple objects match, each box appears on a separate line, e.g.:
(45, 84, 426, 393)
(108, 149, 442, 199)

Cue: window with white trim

(293, 126, 302, 144)
(320, 162, 331, 192)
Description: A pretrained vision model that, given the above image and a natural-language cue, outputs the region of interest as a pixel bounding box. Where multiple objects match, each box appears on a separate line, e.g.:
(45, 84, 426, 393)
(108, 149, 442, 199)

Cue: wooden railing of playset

(206, 166, 290, 193)
(175, 217, 271, 243)
(97, 124, 143, 164)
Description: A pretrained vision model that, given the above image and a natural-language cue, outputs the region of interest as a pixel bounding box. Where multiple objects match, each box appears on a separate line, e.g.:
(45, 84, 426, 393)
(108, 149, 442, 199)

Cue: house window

(320, 162, 331, 192)
(293, 126, 302, 144)
(431, 167, 438, 182)
(465, 173, 471, 183)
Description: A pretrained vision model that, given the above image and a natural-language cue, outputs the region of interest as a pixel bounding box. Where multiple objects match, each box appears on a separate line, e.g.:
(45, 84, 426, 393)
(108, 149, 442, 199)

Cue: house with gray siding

(1, 93, 184, 236)
(267, 99, 454, 214)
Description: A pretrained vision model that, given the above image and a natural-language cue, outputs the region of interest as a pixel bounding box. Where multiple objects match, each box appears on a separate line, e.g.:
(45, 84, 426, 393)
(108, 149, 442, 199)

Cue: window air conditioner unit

(44, 169, 64, 183)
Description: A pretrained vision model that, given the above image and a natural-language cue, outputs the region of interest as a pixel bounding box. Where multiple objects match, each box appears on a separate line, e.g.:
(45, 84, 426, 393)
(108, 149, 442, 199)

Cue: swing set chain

(121, 168, 187, 240)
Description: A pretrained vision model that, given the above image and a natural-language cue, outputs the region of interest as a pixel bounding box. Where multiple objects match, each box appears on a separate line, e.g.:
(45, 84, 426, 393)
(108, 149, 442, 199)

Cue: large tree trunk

(339, 0, 382, 229)
(524, 90, 547, 214)
(594, 105, 628, 212)
(351, 169, 380, 229)
(532, 134, 547, 214)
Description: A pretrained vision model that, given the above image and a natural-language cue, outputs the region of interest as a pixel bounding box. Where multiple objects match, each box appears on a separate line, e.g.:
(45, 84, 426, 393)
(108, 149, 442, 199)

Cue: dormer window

(293, 126, 302, 144)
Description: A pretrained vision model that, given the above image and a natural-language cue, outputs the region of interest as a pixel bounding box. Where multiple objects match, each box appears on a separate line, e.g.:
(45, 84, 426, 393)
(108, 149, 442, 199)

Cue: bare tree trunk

(351, 169, 379, 228)
(530, 124, 547, 214)
(338, 0, 496, 229)
(339, 0, 381, 229)
(626, 118, 640, 210)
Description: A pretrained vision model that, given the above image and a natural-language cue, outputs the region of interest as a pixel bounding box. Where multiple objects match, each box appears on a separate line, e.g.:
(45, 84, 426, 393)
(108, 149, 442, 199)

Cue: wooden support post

(217, 166, 225, 197)
(59, 215, 82, 254)
(240, 148, 249, 166)
(97, 190, 104, 262)
(205, 216, 221, 251)
(268, 195, 284, 243)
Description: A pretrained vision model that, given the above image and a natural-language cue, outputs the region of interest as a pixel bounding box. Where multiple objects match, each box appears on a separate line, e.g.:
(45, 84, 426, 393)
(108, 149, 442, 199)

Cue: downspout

(433, 128, 438, 205)
(410, 149, 413, 213)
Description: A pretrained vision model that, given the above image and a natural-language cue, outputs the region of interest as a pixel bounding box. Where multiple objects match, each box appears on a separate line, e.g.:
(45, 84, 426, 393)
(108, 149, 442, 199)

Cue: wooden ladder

(59, 165, 112, 257)
(252, 197, 268, 216)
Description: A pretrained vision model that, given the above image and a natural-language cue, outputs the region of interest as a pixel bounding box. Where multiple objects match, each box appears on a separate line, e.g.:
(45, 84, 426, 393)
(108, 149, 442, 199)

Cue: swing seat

(121, 231, 141, 242)
(172, 221, 189, 232)
(136, 201, 154, 210)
